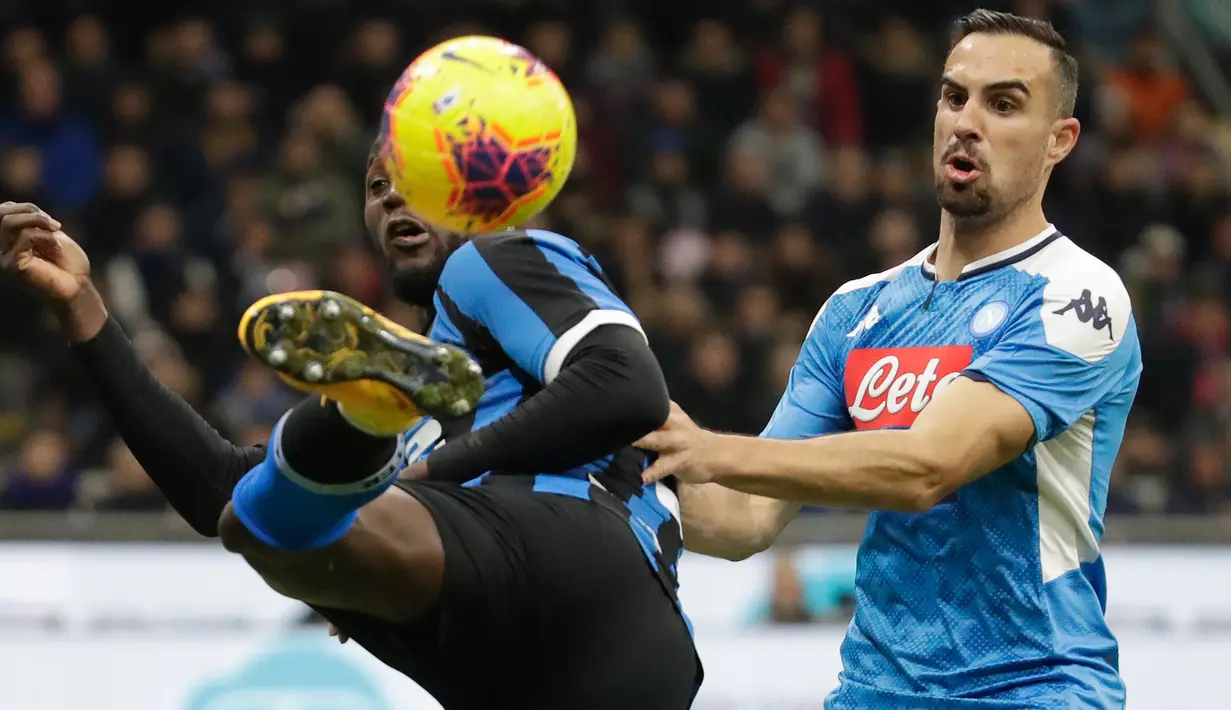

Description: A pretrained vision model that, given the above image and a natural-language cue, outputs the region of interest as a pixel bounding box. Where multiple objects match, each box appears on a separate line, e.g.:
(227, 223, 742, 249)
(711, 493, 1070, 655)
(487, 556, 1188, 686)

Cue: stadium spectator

(1, 61, 101, 211)
(0, 429, 79, 511)
(0, 4, 1226, 515)
(754, 6, 862, 146)
(89, 441, 167, 512)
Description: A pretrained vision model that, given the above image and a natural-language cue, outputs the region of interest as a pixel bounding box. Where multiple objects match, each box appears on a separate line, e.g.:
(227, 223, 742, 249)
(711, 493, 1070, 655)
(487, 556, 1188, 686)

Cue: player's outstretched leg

(237, 289, 484, 434)
(217, 290, 484, 620)
(220, 399, 446, 620)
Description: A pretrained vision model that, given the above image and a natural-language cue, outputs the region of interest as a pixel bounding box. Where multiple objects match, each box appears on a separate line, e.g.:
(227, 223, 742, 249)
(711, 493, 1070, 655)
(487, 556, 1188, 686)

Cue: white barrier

(0, 544, 1227, 709)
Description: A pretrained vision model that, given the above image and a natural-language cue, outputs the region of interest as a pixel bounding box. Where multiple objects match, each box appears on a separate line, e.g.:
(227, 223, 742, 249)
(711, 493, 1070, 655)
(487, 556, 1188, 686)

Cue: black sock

(279, 399, 399, 485)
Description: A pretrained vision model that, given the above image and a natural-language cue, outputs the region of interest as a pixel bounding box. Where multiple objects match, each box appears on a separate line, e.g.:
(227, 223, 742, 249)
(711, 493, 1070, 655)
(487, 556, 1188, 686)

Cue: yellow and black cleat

(238, 290, 484, 435)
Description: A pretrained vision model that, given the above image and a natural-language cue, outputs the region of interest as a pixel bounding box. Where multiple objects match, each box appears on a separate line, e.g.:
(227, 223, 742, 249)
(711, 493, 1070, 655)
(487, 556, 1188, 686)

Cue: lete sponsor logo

(844, 346, 972, 428)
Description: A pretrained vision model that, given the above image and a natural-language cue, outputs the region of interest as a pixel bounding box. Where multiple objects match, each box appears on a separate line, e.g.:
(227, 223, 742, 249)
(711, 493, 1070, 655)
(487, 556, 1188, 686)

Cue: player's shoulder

(808, 247, 931, 337)
(442, 228, 584, 278)
(473, 228, 584, 260)
(1010, 232, 1134, 362)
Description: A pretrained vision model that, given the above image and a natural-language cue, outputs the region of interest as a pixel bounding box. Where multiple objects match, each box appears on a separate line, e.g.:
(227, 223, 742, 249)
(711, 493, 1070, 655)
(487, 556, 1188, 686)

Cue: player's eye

(991, 97, 1018, 115)
(368, 177, 389, 193)
(942, 90, 965, 109)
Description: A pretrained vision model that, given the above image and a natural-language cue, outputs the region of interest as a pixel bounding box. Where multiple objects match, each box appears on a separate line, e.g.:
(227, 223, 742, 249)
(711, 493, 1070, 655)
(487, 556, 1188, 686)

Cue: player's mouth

(386, 216, 431, 250)
(944, 154, 983, 184)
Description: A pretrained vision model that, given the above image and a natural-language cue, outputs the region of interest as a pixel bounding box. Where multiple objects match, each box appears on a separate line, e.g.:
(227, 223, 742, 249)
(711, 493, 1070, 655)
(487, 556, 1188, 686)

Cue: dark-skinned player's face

(364, 155, 467, 307)
(933, 33, 1079, 222)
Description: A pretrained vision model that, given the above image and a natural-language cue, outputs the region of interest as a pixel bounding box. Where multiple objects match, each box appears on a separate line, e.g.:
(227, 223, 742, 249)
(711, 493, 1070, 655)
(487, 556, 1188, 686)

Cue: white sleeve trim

(543, 309, 647, 383)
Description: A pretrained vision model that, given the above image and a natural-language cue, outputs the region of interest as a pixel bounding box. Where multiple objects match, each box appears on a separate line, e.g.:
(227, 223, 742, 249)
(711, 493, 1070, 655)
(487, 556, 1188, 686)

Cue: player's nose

(381, 182, 407, 209)
(951, 103, 985, 144)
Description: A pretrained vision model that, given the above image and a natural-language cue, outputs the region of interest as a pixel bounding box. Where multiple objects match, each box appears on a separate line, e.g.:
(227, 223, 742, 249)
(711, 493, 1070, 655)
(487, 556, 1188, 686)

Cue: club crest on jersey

(845, 346, 972, 429)
(970, 301, 1009, 337)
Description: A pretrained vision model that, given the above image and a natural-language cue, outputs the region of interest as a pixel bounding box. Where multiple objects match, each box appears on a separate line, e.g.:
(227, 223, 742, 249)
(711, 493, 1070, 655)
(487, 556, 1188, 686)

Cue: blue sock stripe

(229, 418, 400, 550)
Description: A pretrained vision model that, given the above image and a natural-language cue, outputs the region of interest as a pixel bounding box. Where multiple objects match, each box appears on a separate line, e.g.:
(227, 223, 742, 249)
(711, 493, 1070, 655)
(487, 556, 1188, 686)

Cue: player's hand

(0, 202, 90, 303)
(0, 202, 108, 342)
(636, 402, 718, 485)
(328, 623, 349, 644)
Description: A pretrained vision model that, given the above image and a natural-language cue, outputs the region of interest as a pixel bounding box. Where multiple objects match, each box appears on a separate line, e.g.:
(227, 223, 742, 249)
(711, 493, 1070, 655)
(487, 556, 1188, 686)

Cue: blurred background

(0, 0, 1228, 707)
(2, 0, 1230, 519)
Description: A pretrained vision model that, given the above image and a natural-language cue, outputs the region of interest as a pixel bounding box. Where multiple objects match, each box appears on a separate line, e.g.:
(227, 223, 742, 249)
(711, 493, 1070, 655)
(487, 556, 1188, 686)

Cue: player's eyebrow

(940, 76, 1031, 97)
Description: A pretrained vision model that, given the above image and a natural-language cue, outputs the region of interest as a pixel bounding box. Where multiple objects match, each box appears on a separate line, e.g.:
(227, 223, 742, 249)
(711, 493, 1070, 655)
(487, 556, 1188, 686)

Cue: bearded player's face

(363, 155, 467, 307)
(932, 33, 1061, 222)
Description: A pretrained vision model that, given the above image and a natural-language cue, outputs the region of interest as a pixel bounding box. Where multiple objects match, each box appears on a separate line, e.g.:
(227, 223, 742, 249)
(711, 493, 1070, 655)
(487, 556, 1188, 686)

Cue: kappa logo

(845, 346, 973, 429)
(846, 305, 882, 339)
(1053, 289, 1114, 341)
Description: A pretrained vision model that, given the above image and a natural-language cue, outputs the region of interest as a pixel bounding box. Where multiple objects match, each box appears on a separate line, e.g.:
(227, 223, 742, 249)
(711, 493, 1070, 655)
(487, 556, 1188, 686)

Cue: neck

(932, 200, 1050, 281)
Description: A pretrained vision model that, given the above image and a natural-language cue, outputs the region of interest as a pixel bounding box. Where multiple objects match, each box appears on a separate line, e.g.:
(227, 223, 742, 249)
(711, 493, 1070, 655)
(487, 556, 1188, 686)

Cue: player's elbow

(901, 449, 965, 512)
(174, 505, 224, 538)
(617, 343, 670, 434)
(685, 519, 779, 560)
(638, 380, 671, 432)
(566, 325, 669, 436)
(726, 528, 780, 561)
(901, 480, 951, 513)
(602, 349, 670, 436)
(187, 516, 221, 539)
(600, 363, 669, 439)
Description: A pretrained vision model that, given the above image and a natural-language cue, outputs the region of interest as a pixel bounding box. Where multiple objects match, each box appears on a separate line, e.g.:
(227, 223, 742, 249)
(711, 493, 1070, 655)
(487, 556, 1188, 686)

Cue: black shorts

(322, 479, 701, 710)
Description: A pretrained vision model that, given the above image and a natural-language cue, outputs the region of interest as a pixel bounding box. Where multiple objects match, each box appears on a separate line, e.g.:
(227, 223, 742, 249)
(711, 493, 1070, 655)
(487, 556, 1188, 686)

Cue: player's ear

(1046, 116, 1080, 167)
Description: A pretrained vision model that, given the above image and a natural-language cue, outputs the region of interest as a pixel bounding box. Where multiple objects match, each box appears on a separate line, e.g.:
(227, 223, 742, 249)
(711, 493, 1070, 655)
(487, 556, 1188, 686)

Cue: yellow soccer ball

(380, 35, 577, 233)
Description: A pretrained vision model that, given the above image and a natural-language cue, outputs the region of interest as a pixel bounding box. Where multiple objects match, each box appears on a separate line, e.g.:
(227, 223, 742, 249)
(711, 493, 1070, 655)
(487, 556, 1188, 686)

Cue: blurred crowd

(0, 0, 1228, 518)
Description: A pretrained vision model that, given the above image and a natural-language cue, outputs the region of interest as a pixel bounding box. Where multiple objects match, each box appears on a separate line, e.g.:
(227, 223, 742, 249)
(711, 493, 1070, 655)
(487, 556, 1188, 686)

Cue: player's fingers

(641, 462, 666, 484)
(641, 454, 681, 484)
(0, 228, 57, 269)
(1, 209, 60, 232)
(0, 211, 61, 250)
(0, 202, 41, 218)
(28, 229, 62, 256)
(634, 430, 664, 451)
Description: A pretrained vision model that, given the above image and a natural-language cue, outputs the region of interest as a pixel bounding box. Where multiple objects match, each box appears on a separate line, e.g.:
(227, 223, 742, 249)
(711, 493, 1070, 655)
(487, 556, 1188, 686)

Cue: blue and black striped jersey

(399, 228, 686, 606)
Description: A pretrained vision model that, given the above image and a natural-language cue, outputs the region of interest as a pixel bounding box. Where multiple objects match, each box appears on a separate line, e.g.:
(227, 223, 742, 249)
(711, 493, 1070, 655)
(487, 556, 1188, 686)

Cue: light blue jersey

(764, 227, 1141, 709)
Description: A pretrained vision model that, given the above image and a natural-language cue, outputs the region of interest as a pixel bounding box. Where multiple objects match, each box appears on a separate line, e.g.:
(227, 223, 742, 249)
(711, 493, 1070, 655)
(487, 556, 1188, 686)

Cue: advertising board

(0, 544, 1225, 709)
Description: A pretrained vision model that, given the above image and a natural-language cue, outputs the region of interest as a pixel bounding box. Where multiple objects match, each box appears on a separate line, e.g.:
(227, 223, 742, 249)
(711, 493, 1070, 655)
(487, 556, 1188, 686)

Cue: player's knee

(218, 501, 319, 602)
(217, 501, 258, 554)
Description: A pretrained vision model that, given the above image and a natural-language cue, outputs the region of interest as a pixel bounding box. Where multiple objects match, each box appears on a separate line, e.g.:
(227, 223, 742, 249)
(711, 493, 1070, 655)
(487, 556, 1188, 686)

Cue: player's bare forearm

(678, 482, 800, 560)
(643, 378, 1036, 512)
(217, 488, 442, 622)
(703, 429, 951, 511)
(705, 378, 1035, 511)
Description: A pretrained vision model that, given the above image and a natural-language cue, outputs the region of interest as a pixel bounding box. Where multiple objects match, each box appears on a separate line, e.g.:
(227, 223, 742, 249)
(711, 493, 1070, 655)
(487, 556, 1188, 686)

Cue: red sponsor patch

(844, 346, 973, 429)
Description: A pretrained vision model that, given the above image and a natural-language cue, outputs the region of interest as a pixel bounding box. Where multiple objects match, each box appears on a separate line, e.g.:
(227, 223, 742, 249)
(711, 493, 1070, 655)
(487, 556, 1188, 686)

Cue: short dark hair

(948, 9, 1079, 118)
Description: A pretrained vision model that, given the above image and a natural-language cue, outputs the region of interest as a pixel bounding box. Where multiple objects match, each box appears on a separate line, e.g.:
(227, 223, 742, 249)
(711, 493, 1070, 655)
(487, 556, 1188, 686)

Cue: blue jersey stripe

(422, 229, 685, 612)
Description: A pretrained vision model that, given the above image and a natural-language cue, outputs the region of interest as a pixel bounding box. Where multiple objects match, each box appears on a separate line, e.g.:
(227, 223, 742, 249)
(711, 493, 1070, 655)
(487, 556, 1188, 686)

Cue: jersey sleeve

(762, 299, 853, 440)
(435, 230, 645, 384)
(963, 270, 1141, 443)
